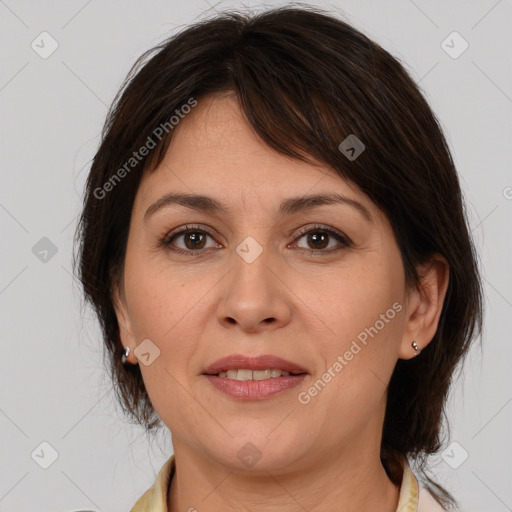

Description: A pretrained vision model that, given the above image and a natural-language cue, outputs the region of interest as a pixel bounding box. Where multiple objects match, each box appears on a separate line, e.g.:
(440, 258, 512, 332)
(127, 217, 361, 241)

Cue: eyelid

(161, 223, 219, 246)
(161, 223, 352, 254)
(292, 223, 352, 246)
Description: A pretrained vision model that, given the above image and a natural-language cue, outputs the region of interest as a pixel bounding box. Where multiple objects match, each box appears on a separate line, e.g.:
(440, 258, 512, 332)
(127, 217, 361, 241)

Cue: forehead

(134, 93, 378, 221)
(162, 93, 329, 179)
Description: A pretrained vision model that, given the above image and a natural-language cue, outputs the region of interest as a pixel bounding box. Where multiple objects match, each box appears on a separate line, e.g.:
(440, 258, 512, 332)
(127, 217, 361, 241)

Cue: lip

(202, 354, 309, 375)
(204, 373, 307, 400)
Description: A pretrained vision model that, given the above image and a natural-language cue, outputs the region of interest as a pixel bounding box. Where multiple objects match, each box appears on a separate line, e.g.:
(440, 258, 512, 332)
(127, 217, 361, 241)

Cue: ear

(112, 282, 138, 365)
(399, 254, 450, 360)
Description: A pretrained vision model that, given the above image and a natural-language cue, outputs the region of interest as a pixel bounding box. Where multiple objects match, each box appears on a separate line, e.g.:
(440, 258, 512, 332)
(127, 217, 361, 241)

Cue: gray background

(1, 0, 511, 511)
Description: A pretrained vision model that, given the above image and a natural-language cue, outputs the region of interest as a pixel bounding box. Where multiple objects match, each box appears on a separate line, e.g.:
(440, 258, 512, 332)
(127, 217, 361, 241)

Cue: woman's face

(116, 92, 413, 473)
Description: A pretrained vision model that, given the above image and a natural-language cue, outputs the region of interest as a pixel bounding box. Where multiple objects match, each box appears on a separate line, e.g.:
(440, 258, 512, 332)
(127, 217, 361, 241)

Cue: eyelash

(160, 224, 352, 257)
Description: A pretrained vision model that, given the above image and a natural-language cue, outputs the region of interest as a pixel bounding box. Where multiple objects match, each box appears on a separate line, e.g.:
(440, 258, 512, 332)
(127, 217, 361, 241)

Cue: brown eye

(304, 232, 330, 250)
(180, 231, 208, 250)
(293, 225, 351, 254)
(162, 225, 219, 255)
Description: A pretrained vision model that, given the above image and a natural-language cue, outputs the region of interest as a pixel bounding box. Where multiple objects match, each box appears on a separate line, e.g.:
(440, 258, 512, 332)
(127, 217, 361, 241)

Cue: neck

(168, 438, 400, 512)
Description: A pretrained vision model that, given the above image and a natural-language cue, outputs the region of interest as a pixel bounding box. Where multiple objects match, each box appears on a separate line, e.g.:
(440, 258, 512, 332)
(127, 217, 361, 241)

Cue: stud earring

(411, 341, 422, 356)
(121, 346, 131, 364)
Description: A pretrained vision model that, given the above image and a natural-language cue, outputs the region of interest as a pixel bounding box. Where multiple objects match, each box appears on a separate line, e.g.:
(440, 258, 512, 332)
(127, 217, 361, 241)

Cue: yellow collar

(130, 455, 420, 512)
(397, 458, 420, 511)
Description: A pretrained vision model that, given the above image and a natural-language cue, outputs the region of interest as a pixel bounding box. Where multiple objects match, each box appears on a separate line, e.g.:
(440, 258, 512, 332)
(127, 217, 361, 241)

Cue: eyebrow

(144, 192, 373, 223)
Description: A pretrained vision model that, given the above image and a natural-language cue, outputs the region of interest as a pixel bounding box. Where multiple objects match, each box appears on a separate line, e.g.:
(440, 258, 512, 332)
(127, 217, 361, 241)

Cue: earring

(121, 346, 131, 364)
(411, 341, 422, 356)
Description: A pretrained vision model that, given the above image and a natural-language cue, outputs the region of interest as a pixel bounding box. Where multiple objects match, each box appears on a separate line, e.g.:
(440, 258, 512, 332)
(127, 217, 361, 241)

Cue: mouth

(202, 354, 308, 400)
(213, 368, 305, 380)
(202, 353, 308, 377)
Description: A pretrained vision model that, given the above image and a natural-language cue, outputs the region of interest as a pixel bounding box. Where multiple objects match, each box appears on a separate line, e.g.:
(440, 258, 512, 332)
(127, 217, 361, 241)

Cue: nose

(215, 244, 292, 333)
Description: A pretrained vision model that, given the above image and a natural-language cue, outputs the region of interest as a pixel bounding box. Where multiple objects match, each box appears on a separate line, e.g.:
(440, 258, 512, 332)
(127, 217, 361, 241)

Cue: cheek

(122, 251, 211, 383)
(123, 245, 192, 338)
(123, 261, 199, 421)
(299, 252, 404, 414)
(296, 249, 404, 350)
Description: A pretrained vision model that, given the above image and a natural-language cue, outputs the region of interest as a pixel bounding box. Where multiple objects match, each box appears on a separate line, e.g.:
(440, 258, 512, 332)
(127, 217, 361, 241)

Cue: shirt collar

(130, 455, 175, 512)
(130, 454, 420, 512)
(396, 459, 420, 511)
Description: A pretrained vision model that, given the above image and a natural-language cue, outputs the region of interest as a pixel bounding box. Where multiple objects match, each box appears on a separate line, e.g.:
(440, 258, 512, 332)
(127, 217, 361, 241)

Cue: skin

(114, 91, 449, 512)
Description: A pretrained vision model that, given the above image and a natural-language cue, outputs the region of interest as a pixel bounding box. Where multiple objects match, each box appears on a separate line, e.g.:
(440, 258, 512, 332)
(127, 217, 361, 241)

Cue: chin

(204, 434, 306, 474)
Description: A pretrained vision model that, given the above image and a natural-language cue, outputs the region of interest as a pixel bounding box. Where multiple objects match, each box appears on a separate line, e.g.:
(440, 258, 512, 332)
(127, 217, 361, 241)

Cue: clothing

(130, 454, 446, 512)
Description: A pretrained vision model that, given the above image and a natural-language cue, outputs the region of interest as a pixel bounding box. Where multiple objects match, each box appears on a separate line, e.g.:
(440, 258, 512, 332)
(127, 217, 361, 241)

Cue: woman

(75, 5, 483, 511)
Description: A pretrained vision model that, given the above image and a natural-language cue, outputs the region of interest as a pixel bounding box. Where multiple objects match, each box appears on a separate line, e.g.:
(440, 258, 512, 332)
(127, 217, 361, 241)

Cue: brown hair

(74, 4, 483, 508)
